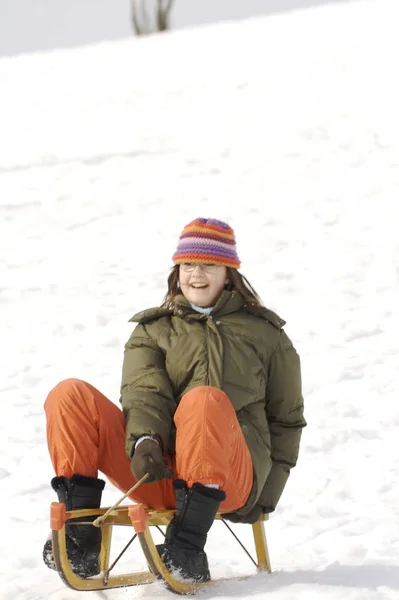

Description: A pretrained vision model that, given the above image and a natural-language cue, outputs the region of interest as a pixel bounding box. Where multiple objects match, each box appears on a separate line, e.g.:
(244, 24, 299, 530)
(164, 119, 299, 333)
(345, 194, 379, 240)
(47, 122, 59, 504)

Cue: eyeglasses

(180, 263, 221, 273)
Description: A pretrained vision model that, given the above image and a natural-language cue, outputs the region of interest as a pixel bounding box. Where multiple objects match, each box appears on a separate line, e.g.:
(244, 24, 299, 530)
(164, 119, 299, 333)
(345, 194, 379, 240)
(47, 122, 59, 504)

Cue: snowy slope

(1, 0, 399, 598)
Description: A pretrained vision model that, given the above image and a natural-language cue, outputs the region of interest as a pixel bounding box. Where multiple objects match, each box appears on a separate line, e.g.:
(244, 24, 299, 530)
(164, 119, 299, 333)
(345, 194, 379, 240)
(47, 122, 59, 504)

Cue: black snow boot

(157, 479, 226, 582)
(43, 474, 105, 578)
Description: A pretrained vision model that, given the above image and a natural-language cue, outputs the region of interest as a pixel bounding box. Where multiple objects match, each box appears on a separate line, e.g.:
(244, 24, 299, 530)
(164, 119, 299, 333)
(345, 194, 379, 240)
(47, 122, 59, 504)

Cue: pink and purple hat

(172, 218, 241, 269)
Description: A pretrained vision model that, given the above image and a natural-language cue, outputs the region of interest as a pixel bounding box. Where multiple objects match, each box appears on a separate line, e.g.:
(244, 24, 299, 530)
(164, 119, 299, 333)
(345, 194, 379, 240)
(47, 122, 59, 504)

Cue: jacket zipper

(205, 317, 211, 386)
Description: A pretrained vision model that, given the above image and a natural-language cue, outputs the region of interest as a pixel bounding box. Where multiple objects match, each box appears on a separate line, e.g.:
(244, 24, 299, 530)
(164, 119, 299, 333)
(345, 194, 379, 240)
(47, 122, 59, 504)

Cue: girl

(43, 217, 306, 583)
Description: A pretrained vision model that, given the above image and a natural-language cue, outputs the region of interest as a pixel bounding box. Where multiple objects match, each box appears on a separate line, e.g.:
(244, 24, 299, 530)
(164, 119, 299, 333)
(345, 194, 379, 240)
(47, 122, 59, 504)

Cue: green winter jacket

(121, 290, 306, 515)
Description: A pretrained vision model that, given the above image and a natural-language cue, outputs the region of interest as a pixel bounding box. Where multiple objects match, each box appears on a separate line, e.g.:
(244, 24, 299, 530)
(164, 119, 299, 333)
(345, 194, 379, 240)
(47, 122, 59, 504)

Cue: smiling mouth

(190, 283, 208, 288)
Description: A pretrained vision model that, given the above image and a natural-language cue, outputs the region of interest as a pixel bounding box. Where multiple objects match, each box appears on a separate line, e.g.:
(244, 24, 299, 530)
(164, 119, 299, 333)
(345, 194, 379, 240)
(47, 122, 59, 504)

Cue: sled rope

(103, 533, 138, 584)
(93, 473, 150, 527)
(221, 519, 258, 568)
(103, 525, 165, 583)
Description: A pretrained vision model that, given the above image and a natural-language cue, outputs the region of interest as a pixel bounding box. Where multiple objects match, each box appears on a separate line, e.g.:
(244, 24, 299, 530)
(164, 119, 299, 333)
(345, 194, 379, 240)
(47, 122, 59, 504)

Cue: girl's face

(179, 264, 228, 307)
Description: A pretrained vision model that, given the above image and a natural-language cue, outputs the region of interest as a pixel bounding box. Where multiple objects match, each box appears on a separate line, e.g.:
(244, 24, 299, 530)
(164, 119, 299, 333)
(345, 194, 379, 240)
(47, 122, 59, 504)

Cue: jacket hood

(129, 290, 286, 329)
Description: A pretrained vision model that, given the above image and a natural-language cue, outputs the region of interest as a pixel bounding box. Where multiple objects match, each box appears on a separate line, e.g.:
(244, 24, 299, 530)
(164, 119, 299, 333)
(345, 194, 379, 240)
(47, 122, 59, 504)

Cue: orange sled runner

(50, 501, 272, 595)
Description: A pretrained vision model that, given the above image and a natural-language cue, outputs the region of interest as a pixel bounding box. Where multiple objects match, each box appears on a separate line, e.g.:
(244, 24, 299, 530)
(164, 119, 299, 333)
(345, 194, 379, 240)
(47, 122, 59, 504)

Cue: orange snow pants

(44, 379, 253, 512)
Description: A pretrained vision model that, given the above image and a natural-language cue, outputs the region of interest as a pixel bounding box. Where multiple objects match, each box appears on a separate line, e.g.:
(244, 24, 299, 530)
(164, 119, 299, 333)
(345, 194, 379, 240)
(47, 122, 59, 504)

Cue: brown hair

(161, 266, 263, 309)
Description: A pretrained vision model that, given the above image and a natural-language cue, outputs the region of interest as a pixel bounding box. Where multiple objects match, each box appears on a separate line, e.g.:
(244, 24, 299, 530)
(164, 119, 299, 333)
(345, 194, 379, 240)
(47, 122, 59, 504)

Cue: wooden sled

(50, 501, 272, 595)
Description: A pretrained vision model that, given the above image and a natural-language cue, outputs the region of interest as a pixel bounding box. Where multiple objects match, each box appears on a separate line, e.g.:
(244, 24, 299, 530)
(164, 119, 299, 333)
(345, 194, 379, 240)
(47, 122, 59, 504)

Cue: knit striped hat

(172, 218, 241, 269)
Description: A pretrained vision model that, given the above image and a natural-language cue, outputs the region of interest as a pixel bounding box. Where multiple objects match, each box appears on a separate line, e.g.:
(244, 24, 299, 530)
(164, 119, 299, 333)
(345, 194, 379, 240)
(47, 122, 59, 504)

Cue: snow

(1, 0, 399, 598)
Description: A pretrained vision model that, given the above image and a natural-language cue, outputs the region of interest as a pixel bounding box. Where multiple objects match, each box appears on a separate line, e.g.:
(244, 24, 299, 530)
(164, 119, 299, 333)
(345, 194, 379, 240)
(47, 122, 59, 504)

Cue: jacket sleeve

(258, 330, 306, 512)
(121, 323, 176, 459)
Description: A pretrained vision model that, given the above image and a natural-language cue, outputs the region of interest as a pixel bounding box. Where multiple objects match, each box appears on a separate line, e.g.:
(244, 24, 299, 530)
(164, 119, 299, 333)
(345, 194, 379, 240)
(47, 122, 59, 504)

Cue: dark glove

(223, 504, 264, 524)
(130, 437, 171, 483)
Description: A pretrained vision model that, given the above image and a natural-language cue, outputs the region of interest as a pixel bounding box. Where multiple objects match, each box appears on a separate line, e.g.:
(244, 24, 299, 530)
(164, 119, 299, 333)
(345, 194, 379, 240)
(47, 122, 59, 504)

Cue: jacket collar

(173, 292, 286, 328)
(173, 290, 245, 318)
